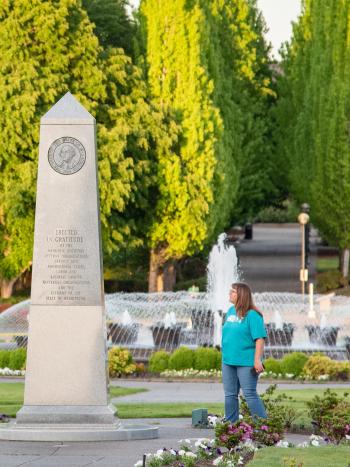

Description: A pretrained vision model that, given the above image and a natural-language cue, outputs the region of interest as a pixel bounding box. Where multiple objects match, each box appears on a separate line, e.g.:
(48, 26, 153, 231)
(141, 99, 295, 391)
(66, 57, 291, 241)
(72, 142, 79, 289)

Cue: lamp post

(298, 210, 310, 297)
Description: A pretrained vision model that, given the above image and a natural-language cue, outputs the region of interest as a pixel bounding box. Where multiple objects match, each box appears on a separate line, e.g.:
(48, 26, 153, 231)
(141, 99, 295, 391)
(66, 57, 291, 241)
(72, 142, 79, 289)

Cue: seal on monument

(48, 137, 86, 175)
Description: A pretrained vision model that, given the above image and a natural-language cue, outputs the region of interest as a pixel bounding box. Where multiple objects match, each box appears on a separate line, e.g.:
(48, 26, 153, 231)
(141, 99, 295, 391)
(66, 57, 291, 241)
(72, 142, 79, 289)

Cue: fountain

(1, 234, 350, 361)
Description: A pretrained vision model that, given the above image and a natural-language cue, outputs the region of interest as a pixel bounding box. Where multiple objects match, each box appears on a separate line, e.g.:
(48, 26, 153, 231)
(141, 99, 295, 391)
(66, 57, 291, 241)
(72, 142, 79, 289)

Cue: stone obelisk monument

(0, 93, 157, 441)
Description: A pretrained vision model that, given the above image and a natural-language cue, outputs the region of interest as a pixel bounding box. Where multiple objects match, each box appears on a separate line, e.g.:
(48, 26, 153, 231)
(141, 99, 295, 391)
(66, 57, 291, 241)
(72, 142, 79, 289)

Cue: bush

(240, 384, 298, 430)
(280, 352, 309, 376)
(148, 350, 170, 373)
(0, 350, 11, 369)
(302, 354, 350, 380)
(255, 199, 299, 223)
(263, 358, 283, 375)
(307, 389, 350, 443)
(194, 347, 221, 371)
(316, 270, 347, 293)
(108, 347, 136, 378)
(8, 348, 27, 370)
(0, 349, 26, 370)
(168, 346, 194, 370)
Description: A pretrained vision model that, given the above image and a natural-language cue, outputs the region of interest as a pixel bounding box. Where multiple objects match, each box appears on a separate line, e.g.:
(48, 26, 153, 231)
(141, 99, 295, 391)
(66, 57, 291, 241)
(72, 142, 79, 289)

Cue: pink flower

(261, 425, 269, 431)
(219, 434, 228, 442)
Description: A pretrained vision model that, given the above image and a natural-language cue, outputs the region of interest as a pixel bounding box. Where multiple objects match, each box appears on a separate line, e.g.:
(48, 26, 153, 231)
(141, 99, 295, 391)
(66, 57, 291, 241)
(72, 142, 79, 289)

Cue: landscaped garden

(1, 347, 350, 465)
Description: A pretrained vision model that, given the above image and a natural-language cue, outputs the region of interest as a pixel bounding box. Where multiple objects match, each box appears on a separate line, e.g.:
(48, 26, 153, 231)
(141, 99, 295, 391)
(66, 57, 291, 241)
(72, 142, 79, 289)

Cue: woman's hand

(254, 360, 264, 373)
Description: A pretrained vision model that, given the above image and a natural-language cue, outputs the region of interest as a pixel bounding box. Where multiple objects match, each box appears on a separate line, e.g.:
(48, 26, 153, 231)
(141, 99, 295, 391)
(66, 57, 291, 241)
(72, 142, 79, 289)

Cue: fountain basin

(305, 325, 340, 346)
(150, 323, 183, 349)
(107, 323, 139, 345)
(265, 323, 295, 346)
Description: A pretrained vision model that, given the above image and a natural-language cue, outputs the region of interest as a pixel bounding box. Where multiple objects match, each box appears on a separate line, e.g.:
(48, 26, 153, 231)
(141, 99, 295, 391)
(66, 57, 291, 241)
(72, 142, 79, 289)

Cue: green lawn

(316, 256, 339, 272)
(249, 445, 350, 467)
(0, 383, 349, 428)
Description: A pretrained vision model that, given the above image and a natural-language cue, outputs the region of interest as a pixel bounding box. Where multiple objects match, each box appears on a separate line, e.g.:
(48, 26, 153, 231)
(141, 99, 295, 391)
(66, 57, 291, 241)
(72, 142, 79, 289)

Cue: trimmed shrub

(329, 361, 350, 380)
(280, 352, 309, 376)
(8, 348, 27, 370)
(264, 358, 283, 375)
(194, 347, 220, 371)
(148, 350, 170, 373)
(316, 270, 347, 293)
(108, 347, 136, 378)
(0, 350, 11, 369)
(168, 346, 194, 370)
(302, 354, 334, 379)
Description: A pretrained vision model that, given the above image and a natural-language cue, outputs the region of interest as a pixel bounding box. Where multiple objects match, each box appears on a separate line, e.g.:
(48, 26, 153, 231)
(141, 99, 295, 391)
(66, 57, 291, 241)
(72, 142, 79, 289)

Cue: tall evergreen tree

(0, 0, 175, 297)
(139, 0, 274, 291)
(277, 0, 350, 278)
(82, 0, 136, 56)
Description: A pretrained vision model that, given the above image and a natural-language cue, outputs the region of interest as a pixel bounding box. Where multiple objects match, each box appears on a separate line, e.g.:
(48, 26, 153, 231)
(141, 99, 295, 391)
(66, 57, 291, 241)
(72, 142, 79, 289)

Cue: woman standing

(222, 282, 267, 422)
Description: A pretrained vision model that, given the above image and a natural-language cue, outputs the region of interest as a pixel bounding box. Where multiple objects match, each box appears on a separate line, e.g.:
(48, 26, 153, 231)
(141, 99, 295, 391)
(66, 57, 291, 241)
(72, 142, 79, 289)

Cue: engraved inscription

(48, 137, 86, 175)
(42, 228, 91, 304)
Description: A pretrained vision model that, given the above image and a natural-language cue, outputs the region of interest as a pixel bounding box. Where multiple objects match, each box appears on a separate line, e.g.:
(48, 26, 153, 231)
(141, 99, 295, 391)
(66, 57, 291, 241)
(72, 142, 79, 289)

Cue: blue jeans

(222, 362, 267, 423)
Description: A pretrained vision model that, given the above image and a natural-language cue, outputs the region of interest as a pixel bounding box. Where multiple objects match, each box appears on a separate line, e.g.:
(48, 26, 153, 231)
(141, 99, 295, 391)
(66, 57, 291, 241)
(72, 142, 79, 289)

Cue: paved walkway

(110, 379, 350, 403)
(1, 379, 348, 466)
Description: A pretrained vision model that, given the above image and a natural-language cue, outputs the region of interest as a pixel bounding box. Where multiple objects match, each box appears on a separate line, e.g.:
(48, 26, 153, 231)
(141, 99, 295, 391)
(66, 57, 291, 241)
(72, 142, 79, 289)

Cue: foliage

(275, 0, 350, 275)
(148, 350, 170, 373)
(215, 415, 283, 450)
(302, 355, 350, 380)
(280, 352, 309, 377)
(193, 347, 221, 371)
(0, 0, 177, 295)
(8, 348, 27, 371)
(0, 350, 11, 369)
(82, 0, 135, 56)
(0, 349, 26, 370)
(240, 384, 299, 430)
(263, 358, 283, 375)
(108, 347, 136, 377)
(254, 199, 299, 223)
(306, 389, 350, 444)
(139, 0, 275, 288)
(316, 271, 347, 293)
(168, 347, 194, 371)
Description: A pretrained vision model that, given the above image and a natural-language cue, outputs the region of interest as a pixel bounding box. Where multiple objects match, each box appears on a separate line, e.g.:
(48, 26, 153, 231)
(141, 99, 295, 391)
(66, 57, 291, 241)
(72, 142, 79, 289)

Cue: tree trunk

(149, 248, 166, 293)
(148, 248, 177, 292)
(163, 260, 177, 291)
(0, 277, 17, 298)
(340, 247, 350, 280)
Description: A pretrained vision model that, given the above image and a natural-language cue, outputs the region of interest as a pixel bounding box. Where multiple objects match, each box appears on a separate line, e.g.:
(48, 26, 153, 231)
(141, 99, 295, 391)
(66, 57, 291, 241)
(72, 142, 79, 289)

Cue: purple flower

(220, 434, 228, 442)
(261, 425, 269, 431)
(216, 448, 222, 455)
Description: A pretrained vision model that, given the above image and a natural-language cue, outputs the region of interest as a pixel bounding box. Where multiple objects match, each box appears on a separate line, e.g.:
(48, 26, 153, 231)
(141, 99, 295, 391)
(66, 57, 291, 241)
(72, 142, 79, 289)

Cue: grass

(249, 445, 350, 466)
(316, 256, 339, 272)
(0, 384, 349, 427)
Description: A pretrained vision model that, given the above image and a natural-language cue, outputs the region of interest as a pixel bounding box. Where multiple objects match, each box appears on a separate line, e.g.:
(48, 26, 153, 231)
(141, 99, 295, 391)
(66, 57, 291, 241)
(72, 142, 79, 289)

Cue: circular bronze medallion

(48, 137, 86, 175)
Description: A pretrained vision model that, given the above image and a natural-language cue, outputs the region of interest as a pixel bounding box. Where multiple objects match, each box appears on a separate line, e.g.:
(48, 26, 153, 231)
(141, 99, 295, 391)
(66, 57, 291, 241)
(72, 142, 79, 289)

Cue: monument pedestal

(0, 93, 158, 441)
(0, 422, 158, 442)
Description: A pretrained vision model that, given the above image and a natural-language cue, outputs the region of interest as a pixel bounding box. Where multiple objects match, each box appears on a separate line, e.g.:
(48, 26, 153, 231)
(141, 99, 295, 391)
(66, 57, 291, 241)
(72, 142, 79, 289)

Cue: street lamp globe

(298, 212, 309, 225)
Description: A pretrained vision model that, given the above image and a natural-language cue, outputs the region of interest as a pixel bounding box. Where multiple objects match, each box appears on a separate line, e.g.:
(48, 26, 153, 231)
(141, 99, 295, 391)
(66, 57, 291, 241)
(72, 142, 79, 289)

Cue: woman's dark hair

(231, 282, 263, 318)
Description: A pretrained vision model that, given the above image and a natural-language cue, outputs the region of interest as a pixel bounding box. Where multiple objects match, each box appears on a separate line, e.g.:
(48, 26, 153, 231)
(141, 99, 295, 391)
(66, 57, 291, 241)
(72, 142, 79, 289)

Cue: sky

(128, 0, 302, 59)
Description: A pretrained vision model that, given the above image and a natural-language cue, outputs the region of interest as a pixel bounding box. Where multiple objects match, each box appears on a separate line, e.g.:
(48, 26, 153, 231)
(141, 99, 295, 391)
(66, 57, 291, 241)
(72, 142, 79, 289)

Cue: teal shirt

(222, 305, 267, 366)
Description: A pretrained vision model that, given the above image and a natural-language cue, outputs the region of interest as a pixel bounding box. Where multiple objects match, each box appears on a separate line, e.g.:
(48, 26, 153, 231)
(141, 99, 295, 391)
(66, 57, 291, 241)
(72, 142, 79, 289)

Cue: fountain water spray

(207, 233, 240, 346)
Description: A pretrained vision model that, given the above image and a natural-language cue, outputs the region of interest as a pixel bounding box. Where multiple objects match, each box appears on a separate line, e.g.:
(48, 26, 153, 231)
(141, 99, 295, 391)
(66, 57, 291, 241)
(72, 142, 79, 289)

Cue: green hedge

(194, 347, 221, 371)
(148, 350, 170, 373)
(0, 349, 27, 370)
(169, 347, 195, 370)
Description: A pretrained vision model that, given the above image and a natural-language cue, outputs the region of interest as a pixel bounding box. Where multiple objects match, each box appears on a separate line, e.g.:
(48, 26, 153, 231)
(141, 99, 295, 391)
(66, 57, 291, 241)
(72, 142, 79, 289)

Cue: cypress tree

(277, 0, 350, 279)
(139, 0, 274, 290)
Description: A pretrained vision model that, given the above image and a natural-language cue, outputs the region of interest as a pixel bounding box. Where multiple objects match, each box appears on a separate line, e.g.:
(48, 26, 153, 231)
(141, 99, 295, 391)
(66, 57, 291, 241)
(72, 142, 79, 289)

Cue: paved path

(110, 379, 350, 403)
(236, 223, 319, 292)
(0, 419, 311, 467)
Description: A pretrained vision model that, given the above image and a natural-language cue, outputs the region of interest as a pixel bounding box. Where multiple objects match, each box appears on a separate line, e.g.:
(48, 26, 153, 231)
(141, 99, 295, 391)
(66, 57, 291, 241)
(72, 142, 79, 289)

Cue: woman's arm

(254, 338, 265, 373)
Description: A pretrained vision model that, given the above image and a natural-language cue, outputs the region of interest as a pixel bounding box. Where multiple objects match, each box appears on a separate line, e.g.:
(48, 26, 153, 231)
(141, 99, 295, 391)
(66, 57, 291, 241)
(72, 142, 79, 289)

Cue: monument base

(0, 422, 158, 441)
(16, 405, 116, 424)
